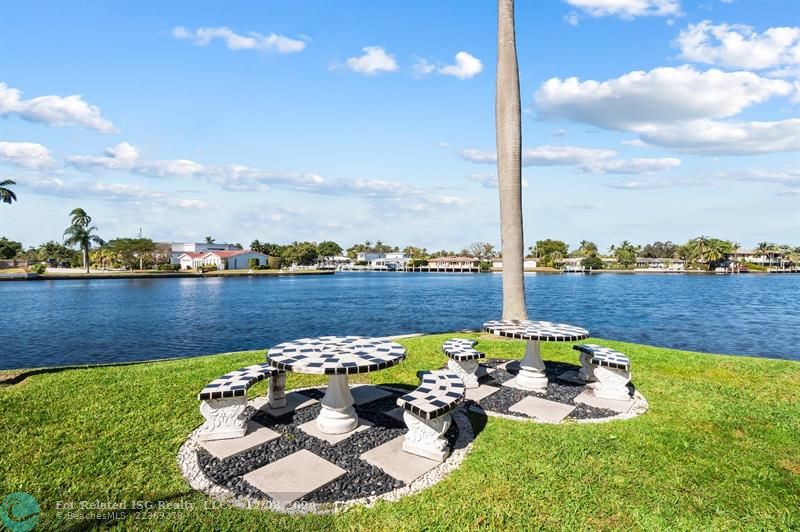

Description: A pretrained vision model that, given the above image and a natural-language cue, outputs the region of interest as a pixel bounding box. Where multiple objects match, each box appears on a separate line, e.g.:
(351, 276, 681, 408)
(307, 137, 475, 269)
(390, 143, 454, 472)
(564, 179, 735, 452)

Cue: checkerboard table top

(442, 338, 485, 361)
(267, 336, 406, 375)
(198, 363, 281, 400)
(397, 371, 465, 420)
(573, 344, 631, 370)
(483, 319, 589, 342)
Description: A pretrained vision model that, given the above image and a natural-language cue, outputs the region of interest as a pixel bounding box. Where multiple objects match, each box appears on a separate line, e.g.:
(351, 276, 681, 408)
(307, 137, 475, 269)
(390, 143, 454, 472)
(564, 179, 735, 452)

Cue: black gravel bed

(469, 358, 622, 420)
(196, 387, 461, 504)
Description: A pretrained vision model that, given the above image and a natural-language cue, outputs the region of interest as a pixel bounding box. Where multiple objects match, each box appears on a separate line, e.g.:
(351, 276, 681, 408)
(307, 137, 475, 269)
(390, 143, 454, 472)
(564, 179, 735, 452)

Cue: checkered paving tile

(267, 336, 406, 375)
(483, 319, 589, 342)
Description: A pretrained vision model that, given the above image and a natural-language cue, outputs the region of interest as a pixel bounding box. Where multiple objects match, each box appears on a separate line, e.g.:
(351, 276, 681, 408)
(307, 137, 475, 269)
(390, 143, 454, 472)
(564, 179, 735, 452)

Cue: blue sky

(1, 0, 798, 252)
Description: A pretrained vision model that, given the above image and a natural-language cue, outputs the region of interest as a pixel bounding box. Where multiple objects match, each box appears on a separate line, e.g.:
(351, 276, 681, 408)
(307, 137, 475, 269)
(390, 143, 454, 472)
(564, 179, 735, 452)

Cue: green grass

(1, 334, 798, 531)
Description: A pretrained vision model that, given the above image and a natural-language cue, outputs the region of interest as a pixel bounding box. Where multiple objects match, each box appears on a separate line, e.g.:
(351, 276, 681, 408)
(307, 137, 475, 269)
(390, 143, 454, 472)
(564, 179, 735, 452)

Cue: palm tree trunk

(83, 247, 89, 273)
(496, 0, 527, 320)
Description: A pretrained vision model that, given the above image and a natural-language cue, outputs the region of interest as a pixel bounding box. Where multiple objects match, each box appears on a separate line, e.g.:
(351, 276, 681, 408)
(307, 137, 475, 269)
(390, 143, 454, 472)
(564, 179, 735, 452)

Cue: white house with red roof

(178, 250, 269, 270)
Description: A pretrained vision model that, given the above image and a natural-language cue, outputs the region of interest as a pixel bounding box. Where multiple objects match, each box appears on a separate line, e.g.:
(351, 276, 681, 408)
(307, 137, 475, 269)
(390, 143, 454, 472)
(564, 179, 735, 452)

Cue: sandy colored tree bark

(496, 0, 528, 320)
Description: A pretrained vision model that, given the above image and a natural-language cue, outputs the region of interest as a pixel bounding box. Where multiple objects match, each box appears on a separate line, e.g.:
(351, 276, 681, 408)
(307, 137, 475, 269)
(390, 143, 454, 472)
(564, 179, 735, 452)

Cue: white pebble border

(177, 385, 476, 515)
(472, 389, 649, 425)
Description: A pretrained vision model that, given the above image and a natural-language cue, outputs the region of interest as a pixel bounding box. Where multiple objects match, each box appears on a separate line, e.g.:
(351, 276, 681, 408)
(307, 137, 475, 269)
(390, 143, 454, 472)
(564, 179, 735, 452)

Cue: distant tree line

(4, 220, 799, 272)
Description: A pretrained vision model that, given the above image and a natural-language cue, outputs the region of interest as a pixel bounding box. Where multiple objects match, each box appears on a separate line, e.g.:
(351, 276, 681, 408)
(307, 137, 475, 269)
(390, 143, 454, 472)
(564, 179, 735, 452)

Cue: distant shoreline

(1, 267, 796, 282)
(0, 269, 335, 282)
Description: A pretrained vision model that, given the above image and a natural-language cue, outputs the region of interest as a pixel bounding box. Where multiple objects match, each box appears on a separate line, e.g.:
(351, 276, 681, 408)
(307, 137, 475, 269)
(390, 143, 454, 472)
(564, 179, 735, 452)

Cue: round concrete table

(482, 320, 589, 391)
(267, 336, 406, 434)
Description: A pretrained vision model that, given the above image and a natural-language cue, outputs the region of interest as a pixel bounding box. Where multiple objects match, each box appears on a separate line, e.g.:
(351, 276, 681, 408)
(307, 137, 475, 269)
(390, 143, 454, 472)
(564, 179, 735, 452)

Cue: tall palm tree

(0, 179, 17, 205)
(64, 209, 103, 273)
(69, 207, 91, 227)
(496, 0, 527, 320)
(64, 224, 103, 273)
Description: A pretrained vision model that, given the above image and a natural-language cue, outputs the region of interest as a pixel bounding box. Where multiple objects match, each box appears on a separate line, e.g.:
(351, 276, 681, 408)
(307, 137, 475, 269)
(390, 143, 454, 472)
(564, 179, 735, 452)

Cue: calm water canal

(2, 272, 799, 369)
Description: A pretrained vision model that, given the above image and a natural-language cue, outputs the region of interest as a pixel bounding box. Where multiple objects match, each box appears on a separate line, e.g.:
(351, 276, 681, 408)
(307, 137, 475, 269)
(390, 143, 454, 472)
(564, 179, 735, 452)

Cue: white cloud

(462, 145, 680, 174)
(344, 47, 398, 74)
(638, 118, 800, 155)
(22, 174, 208, 208)
(586, 157, 681, 174)
(0, 82, 114, 133)
(412, 58, 436, 77)
(534, 66, 797, 155)
(68, 142, 205, 177)
(0, 141, 56, 169)
(565, 0, 682, 19)
(712, 167, 800, 187)
(523, 145, 616, 166)
(605, 178, 696, 189)
(675, 21, 800, 71)
(438, 52, 483, 79)
(622, 138, 648, 147)
(565, 12, 580, 26)
(67, 144, 465, 207)
(172, 26, 306, 53)
(535, 66, 792, 129)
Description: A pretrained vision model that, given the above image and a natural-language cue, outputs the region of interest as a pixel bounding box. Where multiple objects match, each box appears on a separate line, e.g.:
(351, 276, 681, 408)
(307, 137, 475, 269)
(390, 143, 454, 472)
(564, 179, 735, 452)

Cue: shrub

(479, 260, 492, 272)
(581, 256, 605, 270)
(158, 264, 180, 271)
(355, 261, 368, 266)
(31, 263, 47, 274)
(248, 258, 260, 269)
(267, 256, 282, 270)
(199, 264, 218, 273)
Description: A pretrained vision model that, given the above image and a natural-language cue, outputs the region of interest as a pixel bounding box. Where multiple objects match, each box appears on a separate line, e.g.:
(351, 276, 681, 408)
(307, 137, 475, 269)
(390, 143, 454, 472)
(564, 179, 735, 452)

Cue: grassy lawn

(1, 334, 797, 530)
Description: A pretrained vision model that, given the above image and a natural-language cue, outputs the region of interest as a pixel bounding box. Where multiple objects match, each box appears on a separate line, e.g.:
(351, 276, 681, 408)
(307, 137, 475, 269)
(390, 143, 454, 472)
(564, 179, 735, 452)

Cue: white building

(730, 248, 783, 266)
(317, 255, 352, 269)
(171, 242, 241, 264)
(367, 252, 410, 270)
(492, 258, 539, 270)
(178, 250, 269, 270)
(356, 252, 385, 263)
(427, 256, 480, 272)
(635, 257, 685, 270)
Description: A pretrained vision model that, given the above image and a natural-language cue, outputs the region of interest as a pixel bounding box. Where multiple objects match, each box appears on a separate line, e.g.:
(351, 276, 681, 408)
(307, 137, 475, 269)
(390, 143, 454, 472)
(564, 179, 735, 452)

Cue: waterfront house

(368, 252, 410, 271)
(730, 248, 784, 267)
(178, 250, 268, 270)
(492, 258, 539, 270)
(356, 252, 386, 263)
(635, 257, 685, 270)
(428, 256, 480, 272)
(317, 255, 352, 269)
(170, 242, 242, 265)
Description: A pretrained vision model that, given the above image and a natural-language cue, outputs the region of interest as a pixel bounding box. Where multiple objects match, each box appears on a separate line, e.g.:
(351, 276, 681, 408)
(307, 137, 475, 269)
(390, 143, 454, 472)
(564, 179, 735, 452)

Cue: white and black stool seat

(397, 371, 465, 420)
(198, 363, 282, 400)
(483, 319, 589, 342)
(267, 336, 406, 375)
(442, 338, 486, 362)
(573, 344, 630, 371)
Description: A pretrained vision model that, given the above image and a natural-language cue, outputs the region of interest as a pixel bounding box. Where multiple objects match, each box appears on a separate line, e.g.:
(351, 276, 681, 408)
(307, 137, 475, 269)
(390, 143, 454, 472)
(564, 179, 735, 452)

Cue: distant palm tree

(0, 179, 17, 205)
(64, 224, 103, 273)
(205, 236, 216, 244)
(69, 207, 91, 227)
(496, 0, 527, 320)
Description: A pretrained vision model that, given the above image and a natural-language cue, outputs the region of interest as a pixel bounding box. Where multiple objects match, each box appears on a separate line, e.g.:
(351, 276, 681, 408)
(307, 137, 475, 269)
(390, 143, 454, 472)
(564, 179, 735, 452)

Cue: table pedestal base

(517, 341, 548, 391)
(317, 374, 358, 434)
